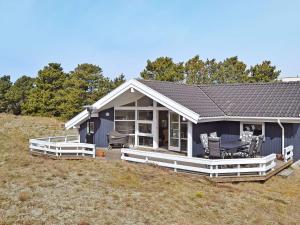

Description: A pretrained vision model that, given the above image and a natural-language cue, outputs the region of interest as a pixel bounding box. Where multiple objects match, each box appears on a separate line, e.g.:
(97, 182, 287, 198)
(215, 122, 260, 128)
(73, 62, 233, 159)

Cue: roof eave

(198, 115, 300, 123)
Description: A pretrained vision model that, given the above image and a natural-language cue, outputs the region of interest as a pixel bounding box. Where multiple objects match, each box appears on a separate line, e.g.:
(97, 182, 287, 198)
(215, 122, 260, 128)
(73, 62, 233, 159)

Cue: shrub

(18, 191, 31, 202)
(195, 191, 204, 198)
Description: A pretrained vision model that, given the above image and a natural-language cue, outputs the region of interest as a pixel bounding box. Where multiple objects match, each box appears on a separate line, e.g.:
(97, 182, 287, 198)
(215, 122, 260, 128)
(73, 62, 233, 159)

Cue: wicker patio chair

(208, 137, 229, 159)
(200, 133, 209, 155)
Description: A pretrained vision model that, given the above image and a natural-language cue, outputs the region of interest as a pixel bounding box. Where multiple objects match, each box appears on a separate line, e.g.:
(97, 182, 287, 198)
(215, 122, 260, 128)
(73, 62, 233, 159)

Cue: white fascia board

(65, 79, 200, 129)
(198, 116, 300, 124)
(198, 116, 226, 123)
(226, 116, 300, 123)
(65, 80, 136, 129)
(65, 110, 89, 129)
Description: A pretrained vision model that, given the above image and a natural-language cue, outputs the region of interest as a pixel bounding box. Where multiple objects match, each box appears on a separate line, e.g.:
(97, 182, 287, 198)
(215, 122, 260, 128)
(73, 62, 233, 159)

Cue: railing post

(93, 146, 96, 158)
(174, 161, 177, 172)
(145, 156, 148, 163)
(262, 163, 266, 175)
(259, 164, 262, 176)
(209, 165, 213, 177)
(237, 164, 240, 176)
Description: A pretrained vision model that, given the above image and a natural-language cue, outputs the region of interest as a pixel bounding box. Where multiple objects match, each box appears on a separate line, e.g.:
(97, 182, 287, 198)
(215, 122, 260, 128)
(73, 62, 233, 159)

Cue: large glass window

(138, 110, 153, 120)
(115, 110, 135, 120)
(242, 123, 263, 136)
(115, 97, 155, 148)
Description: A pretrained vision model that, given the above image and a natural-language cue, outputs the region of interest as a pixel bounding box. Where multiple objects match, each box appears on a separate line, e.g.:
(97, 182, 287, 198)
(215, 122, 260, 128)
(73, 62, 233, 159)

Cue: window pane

(87, 122, 95, 134)
(137, 96, 153, 107)
(181, 139, 187, 151)
(243, 124, 262, 136)
(138, 123, 152, 134)
(138, 110, 153, 120)
(120, 102, 135, 107)
(115, 110, 135, 120)
(138, 136, 153, 147)
(180, 123, 187, 139)
(170, 113, 179, 121)
(115, 121, 135, 134)
(128, 136, 135, 146)
(170, 139, 179, 147)
(157, 102, 164, 107)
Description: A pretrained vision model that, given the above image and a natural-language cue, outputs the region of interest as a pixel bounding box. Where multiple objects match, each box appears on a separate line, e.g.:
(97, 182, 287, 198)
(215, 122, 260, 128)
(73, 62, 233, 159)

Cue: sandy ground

(0, 114, 299, 225)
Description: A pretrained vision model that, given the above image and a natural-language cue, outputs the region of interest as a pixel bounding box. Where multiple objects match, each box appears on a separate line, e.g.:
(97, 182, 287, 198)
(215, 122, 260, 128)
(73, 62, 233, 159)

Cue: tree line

(0, 63, 125, 120)
(141, 55, 280, 84)
(0, 56, 281, 120)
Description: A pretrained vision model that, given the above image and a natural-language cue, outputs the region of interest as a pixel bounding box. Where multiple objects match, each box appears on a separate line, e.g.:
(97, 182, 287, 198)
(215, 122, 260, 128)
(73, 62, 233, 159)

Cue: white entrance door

(169, 112, 180, 151)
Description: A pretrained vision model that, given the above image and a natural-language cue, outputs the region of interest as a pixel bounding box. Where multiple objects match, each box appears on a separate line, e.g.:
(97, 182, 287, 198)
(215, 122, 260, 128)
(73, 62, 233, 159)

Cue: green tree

(211, 56, 249, 84)
(112, 73, 126, 89)
(185, 55, 208, 84)
(59, 63, 119, 119)
(140, 57, 185, 82)
(23, 63, 67, 117)
(0, 75, 12, 112)
(5, 76, 35, 115)
(248, 61, 280, 83)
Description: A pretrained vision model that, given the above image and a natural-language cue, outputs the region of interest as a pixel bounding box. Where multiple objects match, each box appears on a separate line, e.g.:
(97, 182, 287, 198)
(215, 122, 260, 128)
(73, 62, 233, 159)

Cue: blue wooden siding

(292, 123, 300, 160)
(193, 121, 300, 160)
(79, 108, 114, 147)
(192, 121, 240, 157)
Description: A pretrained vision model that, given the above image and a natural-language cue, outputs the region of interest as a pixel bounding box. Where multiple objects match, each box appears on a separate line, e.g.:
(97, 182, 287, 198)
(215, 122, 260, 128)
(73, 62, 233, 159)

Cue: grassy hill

(0, 114, 299, 225)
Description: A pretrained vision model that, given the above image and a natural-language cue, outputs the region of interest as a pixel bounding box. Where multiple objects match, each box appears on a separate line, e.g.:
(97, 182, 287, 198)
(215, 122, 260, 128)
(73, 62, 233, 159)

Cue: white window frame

(114, 97, 166, 148)
(87, 121, 95, 134)
(240, 122, 265, 139)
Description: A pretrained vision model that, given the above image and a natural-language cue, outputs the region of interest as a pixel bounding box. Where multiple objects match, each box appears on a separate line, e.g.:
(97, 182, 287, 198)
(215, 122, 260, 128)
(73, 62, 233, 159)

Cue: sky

(0, 0, 300, 81)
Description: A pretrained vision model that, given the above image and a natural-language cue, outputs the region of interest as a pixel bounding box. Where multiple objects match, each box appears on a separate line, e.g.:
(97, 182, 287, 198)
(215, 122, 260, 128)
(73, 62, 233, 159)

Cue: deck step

(291, 160, 300, 169)
(278, 168, 294, 178)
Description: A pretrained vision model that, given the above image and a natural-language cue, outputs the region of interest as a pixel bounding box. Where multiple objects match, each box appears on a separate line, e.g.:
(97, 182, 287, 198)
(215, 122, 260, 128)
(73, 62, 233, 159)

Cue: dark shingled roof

(199, 82, 300, 118)
(139, 79, 225, 117)
(138, 79, 300, 118)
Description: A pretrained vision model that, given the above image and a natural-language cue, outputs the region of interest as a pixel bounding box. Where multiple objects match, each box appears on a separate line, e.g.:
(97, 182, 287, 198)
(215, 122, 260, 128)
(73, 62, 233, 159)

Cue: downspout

(277, 119, 285, 156)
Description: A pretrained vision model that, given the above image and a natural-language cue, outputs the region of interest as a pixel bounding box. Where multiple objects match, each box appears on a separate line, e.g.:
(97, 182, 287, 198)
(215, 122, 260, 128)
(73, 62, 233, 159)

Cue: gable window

(120, 101, 136, 107)
(240, 122, 265, 137)
(137, 96, 153, 107)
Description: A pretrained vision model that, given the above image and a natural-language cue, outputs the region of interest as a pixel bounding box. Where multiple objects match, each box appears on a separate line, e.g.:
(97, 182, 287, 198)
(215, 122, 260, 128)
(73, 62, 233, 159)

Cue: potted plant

(276, 154, 283, 160)
(96, 149, 106, 157)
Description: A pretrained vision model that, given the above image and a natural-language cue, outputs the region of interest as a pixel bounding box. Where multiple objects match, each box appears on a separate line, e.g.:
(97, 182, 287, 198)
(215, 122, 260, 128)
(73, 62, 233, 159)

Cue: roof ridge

(137, 78, 300, 87)
(197, 86, 227, 116)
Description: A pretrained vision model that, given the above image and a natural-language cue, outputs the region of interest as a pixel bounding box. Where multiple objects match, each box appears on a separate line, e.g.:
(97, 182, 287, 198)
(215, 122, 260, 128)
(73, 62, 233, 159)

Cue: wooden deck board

(207, 160, 293, 183)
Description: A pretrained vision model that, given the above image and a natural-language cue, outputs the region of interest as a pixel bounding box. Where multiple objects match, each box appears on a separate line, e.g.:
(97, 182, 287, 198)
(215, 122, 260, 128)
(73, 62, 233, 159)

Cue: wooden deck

(207, 159, 293, 183)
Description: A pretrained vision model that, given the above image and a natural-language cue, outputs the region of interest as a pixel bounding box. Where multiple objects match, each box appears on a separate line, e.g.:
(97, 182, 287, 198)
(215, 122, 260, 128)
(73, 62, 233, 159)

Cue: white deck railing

(121, 148, 283, 177)
(29, 135, 95, 158)
(284, 145, 293, 162)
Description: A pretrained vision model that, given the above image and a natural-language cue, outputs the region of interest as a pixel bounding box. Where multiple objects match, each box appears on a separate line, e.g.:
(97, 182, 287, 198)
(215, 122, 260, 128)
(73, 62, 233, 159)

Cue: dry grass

(0, 113, 299, 225)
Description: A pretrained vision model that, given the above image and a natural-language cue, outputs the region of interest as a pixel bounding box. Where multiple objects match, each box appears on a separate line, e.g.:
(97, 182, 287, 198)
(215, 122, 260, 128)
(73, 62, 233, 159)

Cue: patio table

(221, 141, 249, 158)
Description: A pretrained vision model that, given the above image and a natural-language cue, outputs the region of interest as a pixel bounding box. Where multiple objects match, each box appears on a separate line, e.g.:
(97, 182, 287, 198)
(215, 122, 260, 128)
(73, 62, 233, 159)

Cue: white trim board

(199, 116, 300, 124)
